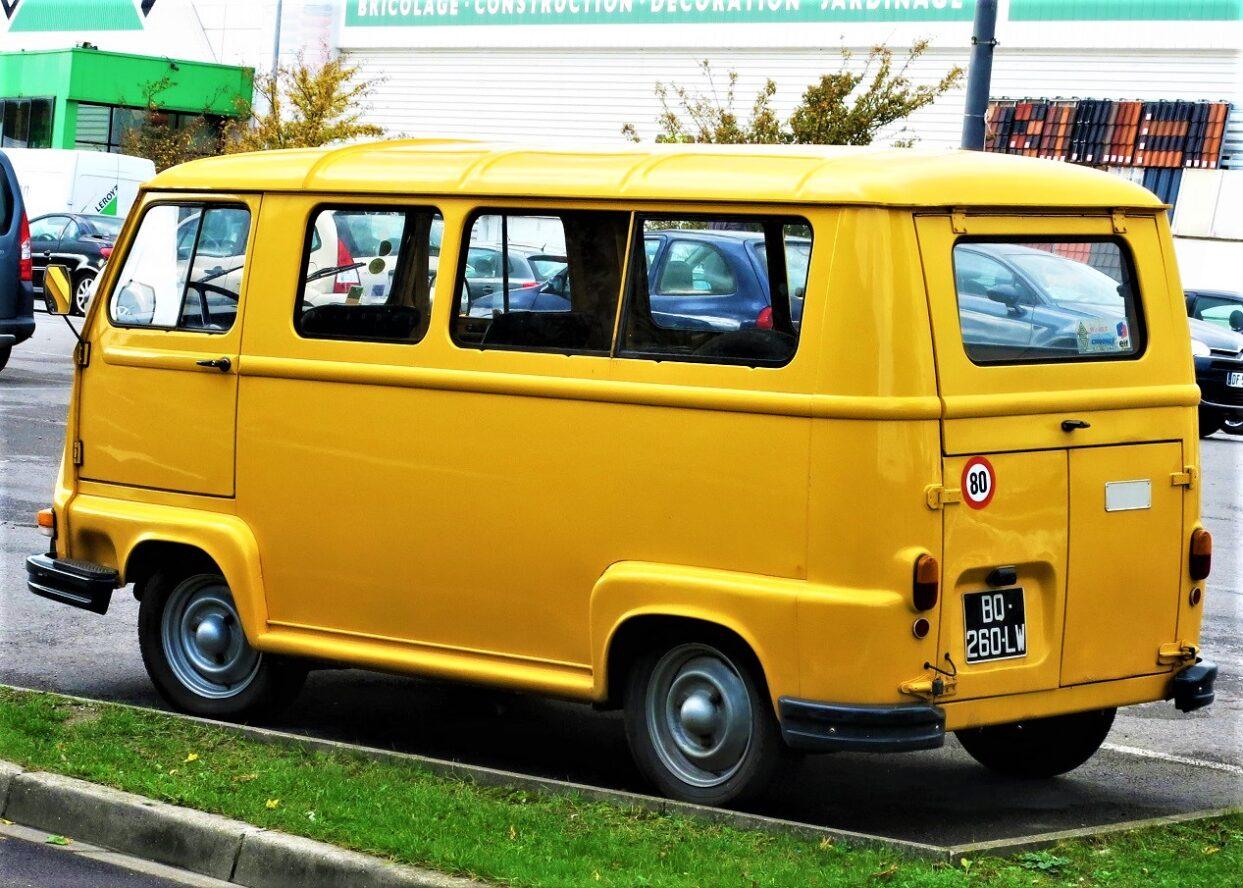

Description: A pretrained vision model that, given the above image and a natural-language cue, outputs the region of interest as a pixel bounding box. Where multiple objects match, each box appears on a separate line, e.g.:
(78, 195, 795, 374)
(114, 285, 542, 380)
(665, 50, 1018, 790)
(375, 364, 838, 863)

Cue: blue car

(466, 228, 811, 332)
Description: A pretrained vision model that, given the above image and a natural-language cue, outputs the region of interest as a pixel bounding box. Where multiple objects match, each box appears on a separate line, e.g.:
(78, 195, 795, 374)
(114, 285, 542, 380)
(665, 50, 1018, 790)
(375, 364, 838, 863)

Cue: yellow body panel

(49, 143, 1203, 732)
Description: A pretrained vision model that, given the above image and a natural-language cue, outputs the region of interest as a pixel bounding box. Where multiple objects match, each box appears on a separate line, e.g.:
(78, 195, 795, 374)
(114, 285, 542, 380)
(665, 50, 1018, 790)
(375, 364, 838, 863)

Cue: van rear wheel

(623, 635, 786, 806)
(138, 571, 306, 721)
(955, 708, 1115, 778)
(0, 346, 10, 372)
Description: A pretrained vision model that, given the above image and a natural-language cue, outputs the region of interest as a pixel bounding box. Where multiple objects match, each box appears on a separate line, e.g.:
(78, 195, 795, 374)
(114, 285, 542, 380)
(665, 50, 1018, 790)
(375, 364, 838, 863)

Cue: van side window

(952, 239, 1144, 365)
(619, 217, 811, 367)
(453, 211, 628, 355)
(296, 206, 440, 344)
(109, 203, 250, 332)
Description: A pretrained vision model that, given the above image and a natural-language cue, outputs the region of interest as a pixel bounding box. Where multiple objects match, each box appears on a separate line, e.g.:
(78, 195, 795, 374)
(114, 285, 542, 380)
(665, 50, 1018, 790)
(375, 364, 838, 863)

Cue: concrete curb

(0, 762, 484, 888)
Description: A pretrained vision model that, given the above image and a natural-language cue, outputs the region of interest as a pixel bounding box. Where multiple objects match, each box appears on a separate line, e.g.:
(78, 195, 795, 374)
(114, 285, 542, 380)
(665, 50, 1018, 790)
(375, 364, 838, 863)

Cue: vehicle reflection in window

(953, 240, 1142, 365)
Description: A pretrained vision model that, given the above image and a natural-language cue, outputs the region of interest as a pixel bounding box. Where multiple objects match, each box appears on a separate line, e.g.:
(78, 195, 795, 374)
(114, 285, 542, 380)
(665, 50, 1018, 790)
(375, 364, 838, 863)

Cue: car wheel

(1223, 416, 1243, 436)
(0, 345, 10, 372)
(138, 571, 306, 721)
(955, 708, 1115, 778)
(624, 634, 787, 806)
(1198, 409, 1223, 438)
(72, 271, 96, 316)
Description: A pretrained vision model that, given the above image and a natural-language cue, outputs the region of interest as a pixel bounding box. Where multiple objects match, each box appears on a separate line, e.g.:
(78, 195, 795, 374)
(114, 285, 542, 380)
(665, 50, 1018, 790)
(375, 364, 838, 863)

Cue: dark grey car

(0, 150, 35, 372)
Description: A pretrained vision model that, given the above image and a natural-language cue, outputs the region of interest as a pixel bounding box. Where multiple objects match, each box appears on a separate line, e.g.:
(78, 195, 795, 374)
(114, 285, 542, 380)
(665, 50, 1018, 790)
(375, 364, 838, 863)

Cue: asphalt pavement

(0, 823, 224, 888)
(1, 314, 1240, 848)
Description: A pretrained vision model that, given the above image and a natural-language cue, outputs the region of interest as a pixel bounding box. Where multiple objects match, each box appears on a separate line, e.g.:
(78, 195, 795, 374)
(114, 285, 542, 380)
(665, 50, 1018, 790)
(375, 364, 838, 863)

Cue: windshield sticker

(1077, 320, 1123, 354)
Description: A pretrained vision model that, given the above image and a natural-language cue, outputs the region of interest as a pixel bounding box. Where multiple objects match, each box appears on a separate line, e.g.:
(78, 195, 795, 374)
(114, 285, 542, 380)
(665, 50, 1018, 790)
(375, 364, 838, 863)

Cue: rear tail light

(1189, 529, 1212, 581)
(99, 245, 113, 260)
(37, 508, 55, 538)
(333, 237, 357, 294)
(913, 554, 939, 611)
(18, 212, 32, 283)
(756, 306, 774, 330)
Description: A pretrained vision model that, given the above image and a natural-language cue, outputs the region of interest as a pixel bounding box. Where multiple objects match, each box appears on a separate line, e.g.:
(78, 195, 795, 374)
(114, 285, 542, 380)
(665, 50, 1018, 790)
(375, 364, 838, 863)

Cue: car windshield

(1007, 252, 1125, 309)
(335, 212, 405, 257)
(528, 256, 568, 281)
(88, 216, 125, 238)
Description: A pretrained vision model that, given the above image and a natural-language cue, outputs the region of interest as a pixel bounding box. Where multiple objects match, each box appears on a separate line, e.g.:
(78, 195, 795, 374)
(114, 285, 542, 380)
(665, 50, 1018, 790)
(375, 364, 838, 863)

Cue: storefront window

(0, 97, 54, 148)
(74, 103, 226, 154)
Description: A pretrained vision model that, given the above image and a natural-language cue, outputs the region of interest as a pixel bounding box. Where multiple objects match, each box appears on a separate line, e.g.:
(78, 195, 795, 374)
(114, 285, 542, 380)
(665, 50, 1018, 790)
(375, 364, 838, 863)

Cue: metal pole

(271, 0, 284, 73)
(961, 0, 999, 150)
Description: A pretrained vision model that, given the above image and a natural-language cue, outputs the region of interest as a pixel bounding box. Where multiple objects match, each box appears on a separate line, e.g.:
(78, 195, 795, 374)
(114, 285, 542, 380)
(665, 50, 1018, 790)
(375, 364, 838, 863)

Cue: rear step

(26, 554, 118, 615)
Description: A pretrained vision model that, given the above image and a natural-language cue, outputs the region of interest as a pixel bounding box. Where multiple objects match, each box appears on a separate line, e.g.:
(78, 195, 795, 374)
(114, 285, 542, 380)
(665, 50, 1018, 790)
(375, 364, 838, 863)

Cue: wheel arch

(590, 561, 800, 711)
(67, 494, 269, 644)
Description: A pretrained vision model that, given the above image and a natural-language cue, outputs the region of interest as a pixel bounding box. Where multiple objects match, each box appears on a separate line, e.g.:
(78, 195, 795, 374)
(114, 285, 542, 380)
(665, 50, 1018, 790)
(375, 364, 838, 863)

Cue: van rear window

(952, 240, 1143, 365)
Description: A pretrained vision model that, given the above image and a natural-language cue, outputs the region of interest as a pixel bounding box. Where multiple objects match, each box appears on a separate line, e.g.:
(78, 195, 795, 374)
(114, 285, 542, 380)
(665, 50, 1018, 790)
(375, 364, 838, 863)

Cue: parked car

(0, 149, 35, 373)
(29, 212, 124, 315)
(461, 242, 566, 313)
(467, 228, 810, 330)
(1185, 289, 1243, 436)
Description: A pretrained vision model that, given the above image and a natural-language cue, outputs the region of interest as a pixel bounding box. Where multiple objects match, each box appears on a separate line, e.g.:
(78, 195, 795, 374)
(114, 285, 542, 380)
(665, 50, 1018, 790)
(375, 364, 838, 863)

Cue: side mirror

(44, 264, 73, 316)
(987, 284, 1025, 313)
(1230, 309, 1243, 333)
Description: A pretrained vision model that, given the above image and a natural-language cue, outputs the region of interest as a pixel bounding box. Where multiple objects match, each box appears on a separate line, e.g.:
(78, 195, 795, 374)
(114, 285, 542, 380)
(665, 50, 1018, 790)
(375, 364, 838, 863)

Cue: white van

(4, 148, 154, 220)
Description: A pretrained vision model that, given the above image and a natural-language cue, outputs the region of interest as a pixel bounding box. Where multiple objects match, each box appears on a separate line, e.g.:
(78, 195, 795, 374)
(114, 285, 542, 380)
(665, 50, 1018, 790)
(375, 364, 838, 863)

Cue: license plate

(963, 588, 1027, 663)
(1228, 371, 1243, 389)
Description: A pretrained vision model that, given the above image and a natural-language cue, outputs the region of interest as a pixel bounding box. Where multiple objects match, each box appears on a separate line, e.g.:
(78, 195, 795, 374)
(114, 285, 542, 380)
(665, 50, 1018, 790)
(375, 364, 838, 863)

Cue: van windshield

(953, 240, 1143, 365)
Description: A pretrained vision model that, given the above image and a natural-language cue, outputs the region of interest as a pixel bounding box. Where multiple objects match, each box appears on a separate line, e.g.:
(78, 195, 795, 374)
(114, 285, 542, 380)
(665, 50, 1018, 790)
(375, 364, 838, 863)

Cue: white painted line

(1102, 743, 1243, 776)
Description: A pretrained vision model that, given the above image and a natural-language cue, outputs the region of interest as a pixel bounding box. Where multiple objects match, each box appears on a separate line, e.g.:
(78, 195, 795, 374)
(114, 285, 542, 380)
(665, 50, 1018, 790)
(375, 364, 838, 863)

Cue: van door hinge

(1111, 210, 1128, 234)
(951, 209, 969, 234)
(1170, 467, 1197, 489)
(72, 440, 83, 467)
(925, 484, 962, 510)
(73, 340, 90, 368)
(1158, 642, 1199, 665)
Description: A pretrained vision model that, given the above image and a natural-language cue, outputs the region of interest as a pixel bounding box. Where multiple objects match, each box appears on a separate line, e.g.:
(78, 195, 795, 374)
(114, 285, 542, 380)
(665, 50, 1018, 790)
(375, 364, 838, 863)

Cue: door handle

(1061, 419, 1091, 432)
(195, 357, 232, 373)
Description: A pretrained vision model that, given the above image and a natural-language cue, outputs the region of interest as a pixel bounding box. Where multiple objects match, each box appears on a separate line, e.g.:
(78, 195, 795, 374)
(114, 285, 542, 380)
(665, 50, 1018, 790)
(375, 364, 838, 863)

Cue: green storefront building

(0, 46, 253, 152)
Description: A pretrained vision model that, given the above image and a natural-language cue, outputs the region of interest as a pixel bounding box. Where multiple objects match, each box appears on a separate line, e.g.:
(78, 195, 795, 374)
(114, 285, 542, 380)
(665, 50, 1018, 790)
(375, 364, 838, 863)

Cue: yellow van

(30, 142, 1217, 806)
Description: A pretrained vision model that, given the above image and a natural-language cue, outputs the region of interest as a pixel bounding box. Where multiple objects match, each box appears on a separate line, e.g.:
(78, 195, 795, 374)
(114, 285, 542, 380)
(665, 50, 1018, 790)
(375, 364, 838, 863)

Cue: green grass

(0, 686, 1238, 887)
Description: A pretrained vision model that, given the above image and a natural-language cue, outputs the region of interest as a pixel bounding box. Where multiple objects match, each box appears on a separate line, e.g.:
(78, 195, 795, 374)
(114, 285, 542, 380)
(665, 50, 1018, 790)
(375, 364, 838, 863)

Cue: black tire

(0, 345, 9, 372)
(1199, 409, 1223, 438)
(138, 571, 306, 721)
(1223, 416, 1243, 436)
(955, 708, 1115, 778)
(623, 630, 788, 806)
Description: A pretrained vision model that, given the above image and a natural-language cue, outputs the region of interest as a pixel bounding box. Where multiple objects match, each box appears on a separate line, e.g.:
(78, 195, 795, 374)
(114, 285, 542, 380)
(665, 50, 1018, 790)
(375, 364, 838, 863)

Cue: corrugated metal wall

(345, 46, 1240, 165)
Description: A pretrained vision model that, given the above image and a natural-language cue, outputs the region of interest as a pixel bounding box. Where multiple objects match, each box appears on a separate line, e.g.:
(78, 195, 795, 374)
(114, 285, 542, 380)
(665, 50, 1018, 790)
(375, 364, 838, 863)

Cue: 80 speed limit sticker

(961, 456, 996, 509)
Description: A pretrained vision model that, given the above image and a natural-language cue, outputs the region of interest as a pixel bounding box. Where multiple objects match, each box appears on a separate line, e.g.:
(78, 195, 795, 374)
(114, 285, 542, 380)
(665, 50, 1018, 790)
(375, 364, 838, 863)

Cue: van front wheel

(138, 572, 306, 720)
(955, 708, 1115, 778)
(624, 637, 785, 806)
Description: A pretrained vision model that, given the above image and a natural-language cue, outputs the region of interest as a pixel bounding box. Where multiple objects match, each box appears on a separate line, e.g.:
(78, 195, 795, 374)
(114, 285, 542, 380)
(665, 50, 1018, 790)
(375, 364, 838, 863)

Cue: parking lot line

(1102, 742, 1243, 776)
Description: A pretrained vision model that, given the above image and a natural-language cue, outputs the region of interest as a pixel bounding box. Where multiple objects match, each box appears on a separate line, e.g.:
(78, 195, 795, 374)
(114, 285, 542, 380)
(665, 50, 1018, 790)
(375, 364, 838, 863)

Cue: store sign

(346, 0, 974, 27)
(4, 0, 156, 32)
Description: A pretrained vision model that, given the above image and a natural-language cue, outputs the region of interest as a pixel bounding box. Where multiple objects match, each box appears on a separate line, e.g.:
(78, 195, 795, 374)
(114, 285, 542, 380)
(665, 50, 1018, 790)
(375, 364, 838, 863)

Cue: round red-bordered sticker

(961, 456, 996, 510)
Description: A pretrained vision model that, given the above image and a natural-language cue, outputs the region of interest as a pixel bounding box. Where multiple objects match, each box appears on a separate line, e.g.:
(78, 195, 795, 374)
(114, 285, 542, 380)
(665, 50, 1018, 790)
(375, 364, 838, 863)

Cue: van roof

(149, 140, 1164, 210)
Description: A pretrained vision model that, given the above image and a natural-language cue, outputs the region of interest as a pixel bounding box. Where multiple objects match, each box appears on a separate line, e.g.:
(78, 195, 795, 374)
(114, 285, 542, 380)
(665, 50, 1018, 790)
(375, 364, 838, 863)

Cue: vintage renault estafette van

(30, 142, 1218, 806)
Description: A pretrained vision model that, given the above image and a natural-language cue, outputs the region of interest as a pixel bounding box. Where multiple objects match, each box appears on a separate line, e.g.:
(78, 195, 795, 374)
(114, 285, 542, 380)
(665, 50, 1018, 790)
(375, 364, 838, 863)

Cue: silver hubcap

(161, 577, 260, 699)
(75, 276, 93, 312)
(646, 643, 753, 788)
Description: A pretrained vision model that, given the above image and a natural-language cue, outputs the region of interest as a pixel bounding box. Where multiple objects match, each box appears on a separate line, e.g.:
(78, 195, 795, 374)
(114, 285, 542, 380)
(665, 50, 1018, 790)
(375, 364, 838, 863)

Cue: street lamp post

(961, 0, 999, 150)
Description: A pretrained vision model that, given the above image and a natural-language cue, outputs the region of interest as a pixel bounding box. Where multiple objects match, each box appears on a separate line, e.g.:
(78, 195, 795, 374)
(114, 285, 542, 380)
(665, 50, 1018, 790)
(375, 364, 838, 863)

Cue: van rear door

(915, 212, 1199, 701)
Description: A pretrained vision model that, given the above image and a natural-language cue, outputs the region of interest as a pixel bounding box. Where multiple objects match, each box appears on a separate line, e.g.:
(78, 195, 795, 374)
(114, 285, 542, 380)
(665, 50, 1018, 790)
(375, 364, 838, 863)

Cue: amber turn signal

(1189, 529, 1212, 581)
(36, 508, 55, 538)
(913, 554, 939, 611)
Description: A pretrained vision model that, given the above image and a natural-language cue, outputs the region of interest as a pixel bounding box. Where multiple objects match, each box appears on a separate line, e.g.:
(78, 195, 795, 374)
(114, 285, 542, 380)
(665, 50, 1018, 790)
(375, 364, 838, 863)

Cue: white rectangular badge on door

(1105, 479, 1152, 512)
